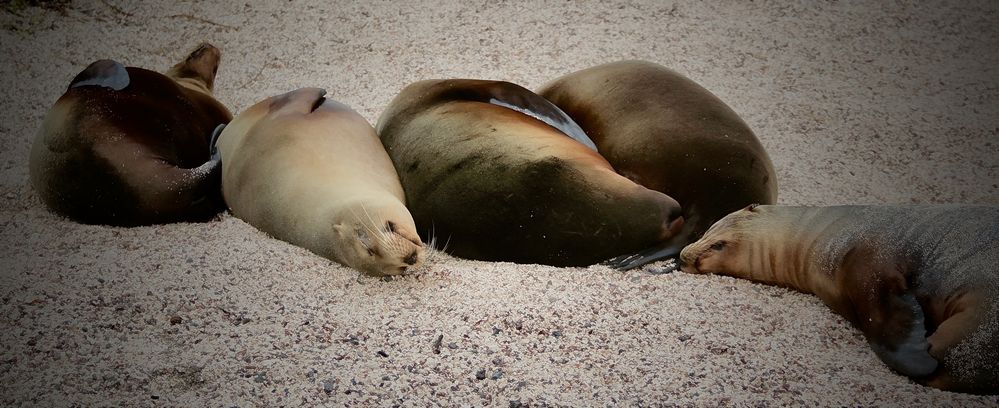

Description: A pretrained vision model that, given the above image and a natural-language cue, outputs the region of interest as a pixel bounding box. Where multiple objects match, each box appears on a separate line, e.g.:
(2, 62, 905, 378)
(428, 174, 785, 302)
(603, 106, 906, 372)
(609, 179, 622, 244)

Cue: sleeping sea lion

(215, 88, 425, 276)
(538, 60, 777, 270)
(376, 79, 684, 266)
(29, 43, 232, 226)
(679, 204, 999, 394)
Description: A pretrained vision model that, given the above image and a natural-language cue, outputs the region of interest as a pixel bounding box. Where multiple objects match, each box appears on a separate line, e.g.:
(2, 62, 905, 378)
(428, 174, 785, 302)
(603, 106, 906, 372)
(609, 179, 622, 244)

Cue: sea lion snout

(403, 250, 419, 265)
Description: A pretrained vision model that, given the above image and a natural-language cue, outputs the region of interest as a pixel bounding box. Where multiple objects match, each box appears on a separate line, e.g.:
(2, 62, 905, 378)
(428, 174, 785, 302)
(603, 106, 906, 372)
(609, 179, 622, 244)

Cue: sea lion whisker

(354, 205, 390, 248)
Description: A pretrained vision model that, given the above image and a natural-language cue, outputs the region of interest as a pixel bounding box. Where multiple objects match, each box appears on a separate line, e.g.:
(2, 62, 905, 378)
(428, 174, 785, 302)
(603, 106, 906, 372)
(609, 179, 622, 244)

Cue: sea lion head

(167, 42, 222, 94)
(678, 203, 768, 275)
(331, 201, 426, 276)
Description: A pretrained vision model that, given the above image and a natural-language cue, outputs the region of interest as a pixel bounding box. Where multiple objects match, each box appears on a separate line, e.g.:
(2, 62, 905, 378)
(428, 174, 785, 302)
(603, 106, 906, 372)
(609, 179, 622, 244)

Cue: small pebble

(377, 350, 388, 358)
(491, 369, 503, 380)
(253, 372, 266, 383)
(447, 342, 458, 349)
(169, 316, 182, 325)
(475, 369, 486, 380)
(322, 380, 334, 394)
(432, 334, 443, 354)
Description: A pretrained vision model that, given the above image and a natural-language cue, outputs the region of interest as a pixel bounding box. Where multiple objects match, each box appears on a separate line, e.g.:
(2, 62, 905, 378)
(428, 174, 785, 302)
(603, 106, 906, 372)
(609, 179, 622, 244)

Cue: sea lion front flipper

(603, 242, 684, 271)
(868, 292, 938, 377)
(70, 59, 130, 91)
(839, 242, 938, 378)
(209, 123, 226, 162)
(456, 81, 597, 151)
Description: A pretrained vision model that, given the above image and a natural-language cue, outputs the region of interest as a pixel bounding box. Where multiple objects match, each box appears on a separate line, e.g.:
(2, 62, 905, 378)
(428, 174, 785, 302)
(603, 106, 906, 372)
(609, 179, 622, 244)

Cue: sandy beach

(1, 0, 997, 406)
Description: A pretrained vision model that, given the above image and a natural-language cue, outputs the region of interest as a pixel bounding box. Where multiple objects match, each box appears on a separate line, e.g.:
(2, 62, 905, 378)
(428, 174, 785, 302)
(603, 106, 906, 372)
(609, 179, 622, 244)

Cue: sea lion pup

(29, 43, 232, 226)
(216, 88, 424, 276)
(538, 60, 777, 270)
(679, 204, 999, 394)
(376, 79, 684, 266)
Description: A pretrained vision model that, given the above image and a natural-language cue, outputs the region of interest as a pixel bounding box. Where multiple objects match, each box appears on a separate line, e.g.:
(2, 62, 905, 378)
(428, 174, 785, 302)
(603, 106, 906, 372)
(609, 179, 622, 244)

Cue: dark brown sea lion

(376, 79, 684, 267)
(29, 43, 232, 226)
(538, 60, 778, 270)
(216, 88, 425, 276)
(680, 204, 999, 394)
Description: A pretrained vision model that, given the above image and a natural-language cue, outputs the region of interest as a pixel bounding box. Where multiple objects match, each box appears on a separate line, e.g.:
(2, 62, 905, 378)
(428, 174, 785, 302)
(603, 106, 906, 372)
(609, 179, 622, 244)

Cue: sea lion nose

(403, 250, 418, 265)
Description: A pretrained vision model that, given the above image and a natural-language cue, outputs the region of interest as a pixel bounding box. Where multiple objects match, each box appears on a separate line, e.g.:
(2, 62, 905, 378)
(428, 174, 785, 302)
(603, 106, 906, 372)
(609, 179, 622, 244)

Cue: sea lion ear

(70, 59, 130, 91)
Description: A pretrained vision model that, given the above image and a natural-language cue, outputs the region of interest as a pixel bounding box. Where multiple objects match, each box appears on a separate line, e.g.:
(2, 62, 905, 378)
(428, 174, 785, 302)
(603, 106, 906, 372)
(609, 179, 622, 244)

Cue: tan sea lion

(376, 79, 684, 266)
(538, 60, 778, 270)
(679, 204, 999, 394)
(215, 88, 425, 276)
(29, 43, 232, 226)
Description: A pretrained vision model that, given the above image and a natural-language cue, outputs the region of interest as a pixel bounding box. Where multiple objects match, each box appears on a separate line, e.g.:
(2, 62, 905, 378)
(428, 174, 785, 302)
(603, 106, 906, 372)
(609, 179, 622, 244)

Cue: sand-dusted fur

(376, 79, 684, 266)
(539, 60, 777, 269)
(29, 43, 232, 226)
(680, 205, 999, 394)
(216, 88, 424, 276)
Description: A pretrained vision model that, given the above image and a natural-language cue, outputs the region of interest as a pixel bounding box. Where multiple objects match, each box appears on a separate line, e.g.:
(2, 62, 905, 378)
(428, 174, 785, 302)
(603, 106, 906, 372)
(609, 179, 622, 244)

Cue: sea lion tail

(603, 241, 685, 271)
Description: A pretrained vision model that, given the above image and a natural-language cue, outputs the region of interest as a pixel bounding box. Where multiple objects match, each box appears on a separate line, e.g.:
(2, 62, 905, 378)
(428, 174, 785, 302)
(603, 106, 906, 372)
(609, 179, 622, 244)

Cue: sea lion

(216, 88, 425, 276)
(679, 204, 999, 394)
(376, 79, 684, 266)
(29, 43, 232, 226)
(538, 60, 778, 270)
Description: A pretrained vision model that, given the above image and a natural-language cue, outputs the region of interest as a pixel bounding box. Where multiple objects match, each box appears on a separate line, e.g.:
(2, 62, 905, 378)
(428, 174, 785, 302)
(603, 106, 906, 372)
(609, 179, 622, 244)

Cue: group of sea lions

(28, 43, 997, 394)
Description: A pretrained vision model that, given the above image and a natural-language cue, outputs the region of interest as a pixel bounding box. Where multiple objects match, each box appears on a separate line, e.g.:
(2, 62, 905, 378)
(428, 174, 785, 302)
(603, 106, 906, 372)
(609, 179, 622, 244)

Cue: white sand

(1, 0, 998, 406)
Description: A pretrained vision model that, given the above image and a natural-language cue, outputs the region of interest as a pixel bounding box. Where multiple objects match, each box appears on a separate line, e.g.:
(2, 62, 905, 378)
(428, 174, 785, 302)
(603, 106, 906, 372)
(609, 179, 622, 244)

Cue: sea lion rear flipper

(603, 242, 684, 271)
(840, 242, 938, 378)
(70, 60, 130, 91)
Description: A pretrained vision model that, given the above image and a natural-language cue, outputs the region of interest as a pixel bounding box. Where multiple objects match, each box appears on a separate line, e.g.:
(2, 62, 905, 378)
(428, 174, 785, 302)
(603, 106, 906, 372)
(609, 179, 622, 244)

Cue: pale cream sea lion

(29, 43, 232, 226)
(680, 204, 999, 394)
(216, 88, 424, 276)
